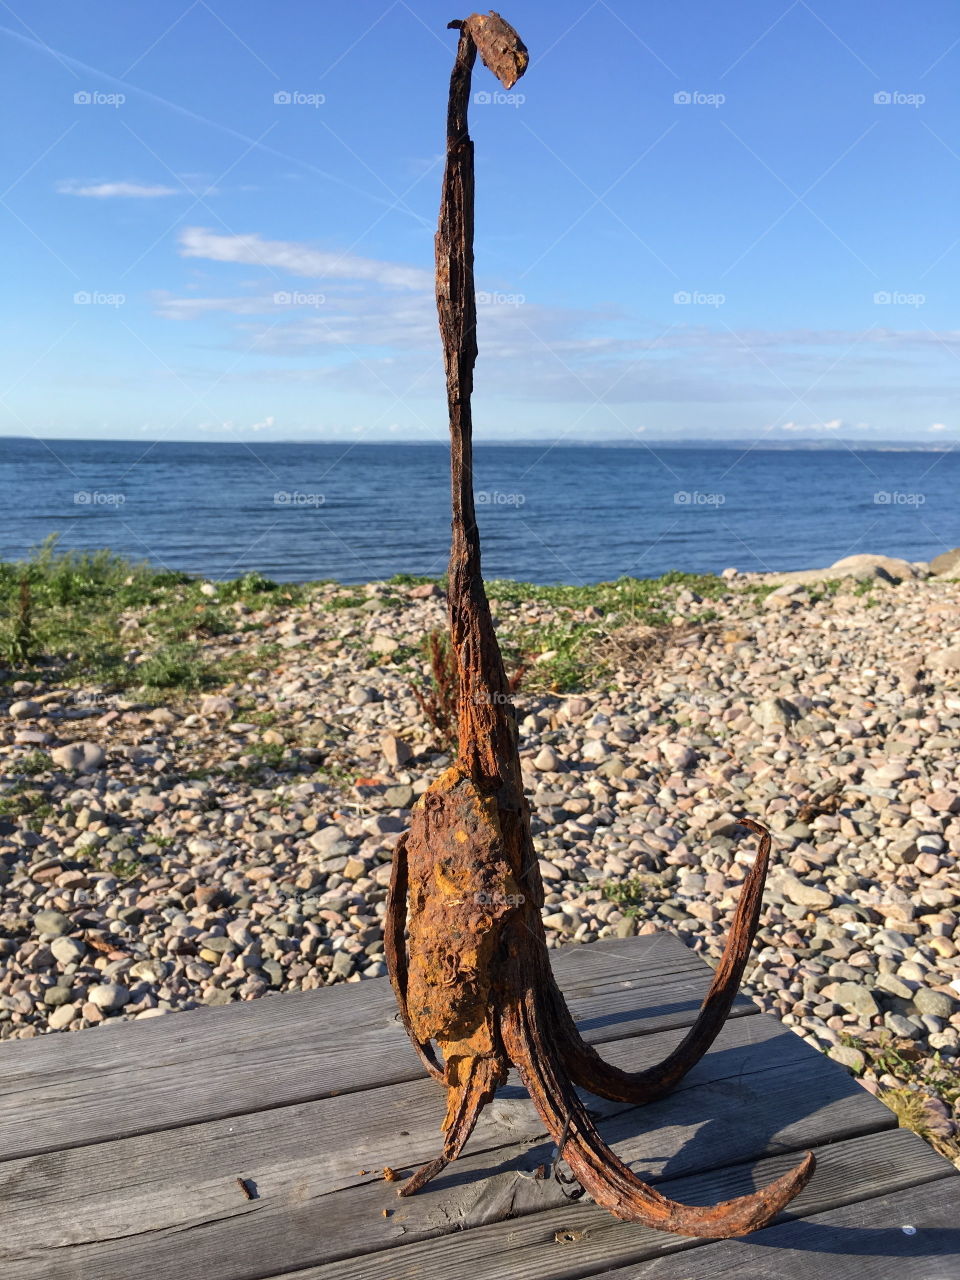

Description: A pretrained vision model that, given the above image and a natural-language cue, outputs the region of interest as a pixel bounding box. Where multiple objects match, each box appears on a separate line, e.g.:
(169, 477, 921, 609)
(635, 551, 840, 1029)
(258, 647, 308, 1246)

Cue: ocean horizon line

(1, 435, 955, 452)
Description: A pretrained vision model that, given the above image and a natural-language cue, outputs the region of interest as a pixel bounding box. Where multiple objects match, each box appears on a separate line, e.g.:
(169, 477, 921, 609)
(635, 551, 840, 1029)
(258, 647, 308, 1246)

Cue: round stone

(50, 936, 86, 965)
(51, 742, 105, 773)
(43, 985, 73, 1008)
(533, 746, 560, 771)
(87, 983, 130, 1012)
(48, 1003, 77, 1030)
(34, 910, 70, 938)
(913, 987, 957, 1019)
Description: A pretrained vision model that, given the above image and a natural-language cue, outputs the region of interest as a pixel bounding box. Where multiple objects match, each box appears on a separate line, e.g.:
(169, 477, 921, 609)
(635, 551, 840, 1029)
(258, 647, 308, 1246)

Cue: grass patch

(0, 539, 295, 698)
(602, 875, 653, 916)
(9, 751, 52, 777)
(324, 593, 367, 610)
(249, 741, 288, 769)
(103, 855, 143, 881)
(0, 785, 52, 829)
(2, 550, 739, 701)
(739, 582, 778, 604)
(805, 578, 844, 603)
(487, 574, 732, 692)
(134, 644, 219, 693)
(388, 573, 444, 588)
(839, 1032, 960, 1164)
(486, 570, 727, 615)
(517, 622, 597, 693)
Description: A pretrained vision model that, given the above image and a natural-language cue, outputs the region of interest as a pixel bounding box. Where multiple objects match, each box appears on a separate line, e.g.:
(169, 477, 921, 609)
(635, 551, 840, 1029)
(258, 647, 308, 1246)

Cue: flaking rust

(384, 12, 815, 1237)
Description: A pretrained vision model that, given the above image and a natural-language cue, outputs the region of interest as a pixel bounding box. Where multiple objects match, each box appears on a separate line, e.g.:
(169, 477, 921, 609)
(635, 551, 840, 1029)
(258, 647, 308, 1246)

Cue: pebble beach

(1, 549, 959, 1154)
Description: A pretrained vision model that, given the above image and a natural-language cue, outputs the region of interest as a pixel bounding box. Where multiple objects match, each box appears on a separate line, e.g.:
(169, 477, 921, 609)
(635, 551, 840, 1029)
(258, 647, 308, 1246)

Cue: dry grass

(593, 620, 717, 673)
(879, 1086, 960, 1166)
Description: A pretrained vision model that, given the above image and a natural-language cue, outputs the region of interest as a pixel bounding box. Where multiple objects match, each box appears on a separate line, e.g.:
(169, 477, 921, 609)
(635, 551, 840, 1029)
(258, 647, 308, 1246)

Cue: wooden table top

(0, 931, 957, 1279)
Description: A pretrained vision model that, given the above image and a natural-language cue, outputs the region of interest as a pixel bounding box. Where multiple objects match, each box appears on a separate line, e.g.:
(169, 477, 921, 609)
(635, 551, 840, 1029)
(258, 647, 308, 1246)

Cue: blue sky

(1, 0, 958, 443)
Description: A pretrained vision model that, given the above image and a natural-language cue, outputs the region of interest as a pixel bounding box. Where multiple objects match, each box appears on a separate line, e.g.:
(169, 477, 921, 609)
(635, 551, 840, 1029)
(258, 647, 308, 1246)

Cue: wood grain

(1, 931, 954, 1280)
(0, 1011, 894, 1280)
(298, 1130, 955, 1280)
(599, 1174, 960, 1279)
(0, 934, 739, 1162)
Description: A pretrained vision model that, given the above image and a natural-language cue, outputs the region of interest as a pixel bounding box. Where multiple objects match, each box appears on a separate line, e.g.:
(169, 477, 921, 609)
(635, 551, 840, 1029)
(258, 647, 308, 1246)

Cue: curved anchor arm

(556, 819, 778, 1104)
(501, 985, 815, 1238)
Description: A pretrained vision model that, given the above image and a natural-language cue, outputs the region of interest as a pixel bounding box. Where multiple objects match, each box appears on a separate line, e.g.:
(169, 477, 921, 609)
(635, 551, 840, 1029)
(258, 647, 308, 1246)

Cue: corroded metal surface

(384, 13, 815, 1238)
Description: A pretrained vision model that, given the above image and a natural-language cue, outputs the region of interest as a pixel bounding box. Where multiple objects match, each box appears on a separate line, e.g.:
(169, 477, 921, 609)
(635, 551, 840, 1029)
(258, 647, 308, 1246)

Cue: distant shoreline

(0, 435, 956, 452)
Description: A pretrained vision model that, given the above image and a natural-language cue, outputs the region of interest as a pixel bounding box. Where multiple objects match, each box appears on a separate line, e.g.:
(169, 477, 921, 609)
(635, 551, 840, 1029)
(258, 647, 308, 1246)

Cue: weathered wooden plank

(290, 1129, 955, 1280)
(291, 1055, 892, 1274)
(595, 1173, 960, 1279)
(0, 1014, 895, 1280)
(0, 933, 747, 1162)
(0, 1015, 806, 1230)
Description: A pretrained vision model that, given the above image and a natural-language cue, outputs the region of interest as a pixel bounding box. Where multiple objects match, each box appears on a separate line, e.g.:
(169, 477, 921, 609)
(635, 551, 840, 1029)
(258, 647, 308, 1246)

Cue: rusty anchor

(384, 11, 815, 1237)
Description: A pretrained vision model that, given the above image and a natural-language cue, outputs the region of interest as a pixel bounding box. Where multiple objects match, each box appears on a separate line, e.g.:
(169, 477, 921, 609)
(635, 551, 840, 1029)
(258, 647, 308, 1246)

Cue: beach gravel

(1, 564, 958, 1145)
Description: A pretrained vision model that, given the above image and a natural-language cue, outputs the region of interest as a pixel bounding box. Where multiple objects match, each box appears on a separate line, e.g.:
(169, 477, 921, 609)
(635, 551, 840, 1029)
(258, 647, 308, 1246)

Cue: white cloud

(178, 227, 431, 290)
(57, 180, 180, 198)
(151, 291, 275, 320)
(929, 422, 948, 432)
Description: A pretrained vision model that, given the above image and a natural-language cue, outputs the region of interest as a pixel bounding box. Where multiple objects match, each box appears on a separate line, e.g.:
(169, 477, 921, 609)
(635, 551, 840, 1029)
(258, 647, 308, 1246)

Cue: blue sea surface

(0, 438, 956, 584)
